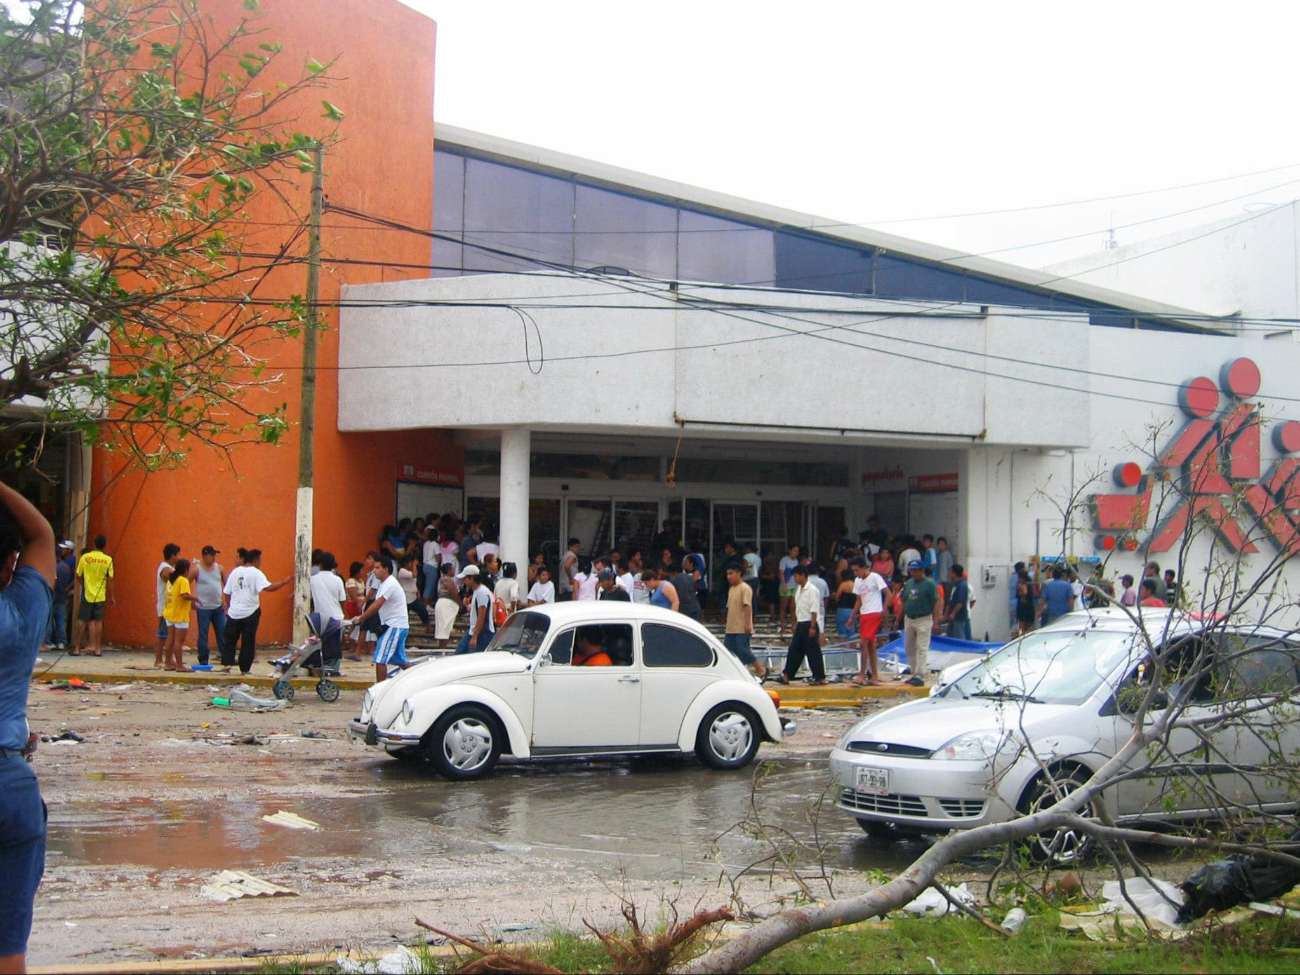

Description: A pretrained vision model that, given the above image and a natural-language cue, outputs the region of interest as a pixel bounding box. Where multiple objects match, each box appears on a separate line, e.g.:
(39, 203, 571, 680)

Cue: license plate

(855, 766, 889, 795)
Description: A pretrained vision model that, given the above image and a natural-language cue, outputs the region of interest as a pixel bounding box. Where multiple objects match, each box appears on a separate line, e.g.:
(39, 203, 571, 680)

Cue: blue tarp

(877, 634, 1006, 673)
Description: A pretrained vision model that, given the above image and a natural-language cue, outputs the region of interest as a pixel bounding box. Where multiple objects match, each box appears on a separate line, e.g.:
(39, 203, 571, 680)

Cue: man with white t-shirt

(350, 559, 410, 683)
(494, 562, 520, 616)
(308, 552, 347, 669)
(849, 557, 889, 686)
(559, 538, 580, 600)
(454, 565, 495, 653)
(525, 566, 555, 606)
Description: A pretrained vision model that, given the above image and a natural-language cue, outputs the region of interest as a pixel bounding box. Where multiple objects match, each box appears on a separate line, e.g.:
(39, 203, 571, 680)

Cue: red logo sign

(1090, 357, 1300, 554)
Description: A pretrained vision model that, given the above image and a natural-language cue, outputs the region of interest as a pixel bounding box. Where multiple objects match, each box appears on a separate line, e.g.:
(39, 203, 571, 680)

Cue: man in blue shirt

(1041, 567, 1075, 625)
(47, 540, 75, 651)
(944, 564, 972, 641)
(0, 481, 56, 971)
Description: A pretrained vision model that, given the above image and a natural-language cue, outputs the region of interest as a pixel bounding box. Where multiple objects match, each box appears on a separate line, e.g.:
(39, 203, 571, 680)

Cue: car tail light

(766, 688, 780, 709)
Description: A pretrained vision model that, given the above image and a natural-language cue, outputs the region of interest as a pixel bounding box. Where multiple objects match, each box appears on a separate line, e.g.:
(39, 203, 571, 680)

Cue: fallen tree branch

(930, 880, 1009, 937)
(413, 918, 563, 975)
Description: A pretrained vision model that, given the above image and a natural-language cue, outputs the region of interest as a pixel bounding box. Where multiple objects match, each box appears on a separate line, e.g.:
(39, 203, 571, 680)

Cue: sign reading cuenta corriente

(1090, 357, 1300, 555)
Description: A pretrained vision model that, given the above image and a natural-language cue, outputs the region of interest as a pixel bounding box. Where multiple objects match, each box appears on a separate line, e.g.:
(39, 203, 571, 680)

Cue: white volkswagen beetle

(348, 602, 792, 780)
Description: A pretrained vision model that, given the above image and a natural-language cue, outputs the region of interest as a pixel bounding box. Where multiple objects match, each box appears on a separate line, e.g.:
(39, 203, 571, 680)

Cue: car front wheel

(696, 704, 761, 770)
(1017, 766, 1096, 866)
(424, 705, 502, 781)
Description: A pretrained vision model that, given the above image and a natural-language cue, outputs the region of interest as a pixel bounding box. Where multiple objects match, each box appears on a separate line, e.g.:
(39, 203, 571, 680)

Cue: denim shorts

(0, 755, 46, 956)
(723, 632, 757, 665)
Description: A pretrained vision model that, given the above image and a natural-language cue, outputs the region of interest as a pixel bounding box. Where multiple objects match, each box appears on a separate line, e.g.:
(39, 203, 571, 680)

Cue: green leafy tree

(0, 0, 338, 468)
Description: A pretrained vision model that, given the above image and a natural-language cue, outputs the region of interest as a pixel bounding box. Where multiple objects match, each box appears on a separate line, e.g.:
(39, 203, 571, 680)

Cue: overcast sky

(396, 0, 1300, 271)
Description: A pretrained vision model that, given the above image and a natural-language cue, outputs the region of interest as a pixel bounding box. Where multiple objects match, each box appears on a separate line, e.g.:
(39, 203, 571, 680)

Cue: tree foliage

(0, 0, 337, 468)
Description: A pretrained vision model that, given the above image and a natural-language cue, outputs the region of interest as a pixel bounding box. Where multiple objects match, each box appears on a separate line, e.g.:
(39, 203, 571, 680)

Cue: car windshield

(945, 629, 1137, 706)
(483, 612, 551, 657)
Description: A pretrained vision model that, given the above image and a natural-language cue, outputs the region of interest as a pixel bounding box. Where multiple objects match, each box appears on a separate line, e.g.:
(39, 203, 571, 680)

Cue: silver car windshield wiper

(971, 689, 1044, 704)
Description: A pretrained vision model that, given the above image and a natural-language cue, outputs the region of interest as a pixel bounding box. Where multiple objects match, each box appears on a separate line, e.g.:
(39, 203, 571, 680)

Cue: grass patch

(257, 915, 1300, 973)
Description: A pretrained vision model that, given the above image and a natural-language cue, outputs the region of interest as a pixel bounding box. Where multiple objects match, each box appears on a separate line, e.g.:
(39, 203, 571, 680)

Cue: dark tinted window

(1215, 634, 1300, 699)
(547, 628, 573, 665)
(486, 612, 550, 657)
(642, 623, 714, 668)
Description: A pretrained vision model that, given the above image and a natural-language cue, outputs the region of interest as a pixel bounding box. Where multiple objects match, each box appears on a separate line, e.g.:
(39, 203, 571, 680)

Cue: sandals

(774, 673, 790, 685)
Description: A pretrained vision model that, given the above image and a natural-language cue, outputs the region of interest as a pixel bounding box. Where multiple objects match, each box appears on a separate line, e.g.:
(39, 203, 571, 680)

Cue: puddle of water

(48, 757, 922, 879)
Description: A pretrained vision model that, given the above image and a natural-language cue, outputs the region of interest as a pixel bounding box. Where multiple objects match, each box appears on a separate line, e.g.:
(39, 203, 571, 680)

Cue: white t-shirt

(224, 565, 270, 620)
(494, 577, 519, 608)
(853, 572, 888, 615)
(440, 541, 459, 568)
(156, 560, 172, 616)
(573, 571, 598, 601)
(810, 574, 830, 607)
(310, 570, 346, 623)
(742, 553, 761, 580)
(397, 567, 419, 602)
(422, 539, 440, 565)
(617, 571, 634, 593)
(526, 580, 555, 604)
(560, 551, 578, 593)
(375, 575, 409, 629)
(630, 573, 649, 604)
(476, 542, 500, 564)
(468, 584, 494, 635)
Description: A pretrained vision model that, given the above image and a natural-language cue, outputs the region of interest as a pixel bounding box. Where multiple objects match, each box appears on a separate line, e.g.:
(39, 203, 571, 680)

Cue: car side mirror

(1112, 678, 1170, 715)
(535, 651, 552, 669)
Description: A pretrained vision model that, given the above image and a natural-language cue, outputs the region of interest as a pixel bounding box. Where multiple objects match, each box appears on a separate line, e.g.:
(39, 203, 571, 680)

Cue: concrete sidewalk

(31, 646, 928, 706)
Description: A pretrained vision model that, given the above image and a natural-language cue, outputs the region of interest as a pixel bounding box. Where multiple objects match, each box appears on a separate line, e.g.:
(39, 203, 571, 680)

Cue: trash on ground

(200, 870, 297, 902)
(262, 811, 321, 830)
(1248, 901, 1300, 918)
(900, 883, 975, 917)
(335, 945, 422, 974)
(1177, 847, 1300, 922)
(1102, 877, 1185, 928)
(226, 688, 287, 711)
(1001, 907, 1027, 934)
(237, 734, 267, 746)
(301, 729, 327, 739)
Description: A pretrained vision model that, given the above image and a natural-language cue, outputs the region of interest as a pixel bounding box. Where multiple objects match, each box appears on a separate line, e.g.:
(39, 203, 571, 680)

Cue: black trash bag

(1178, 841, 1300, 923)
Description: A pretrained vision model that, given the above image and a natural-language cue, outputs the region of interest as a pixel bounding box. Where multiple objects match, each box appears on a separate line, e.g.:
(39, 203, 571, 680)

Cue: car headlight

(402, 699, 415, 724)
(362, 689, 374, 715)
(932, 730, 1008, 762)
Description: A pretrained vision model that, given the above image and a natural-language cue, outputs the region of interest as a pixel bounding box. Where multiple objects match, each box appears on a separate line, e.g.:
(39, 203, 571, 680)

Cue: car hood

(848, 696, 1080, 751)
(371, 652, 531, 724)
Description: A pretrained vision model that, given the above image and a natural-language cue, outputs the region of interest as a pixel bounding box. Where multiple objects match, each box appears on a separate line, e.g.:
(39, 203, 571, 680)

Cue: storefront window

(614, 501, 659, 558)
(567, 499, 611, 556)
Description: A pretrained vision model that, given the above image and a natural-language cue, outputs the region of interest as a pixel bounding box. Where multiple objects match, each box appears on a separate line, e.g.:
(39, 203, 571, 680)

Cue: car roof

(1036, 606, 1293, 640)
(516, 601, 711, 630)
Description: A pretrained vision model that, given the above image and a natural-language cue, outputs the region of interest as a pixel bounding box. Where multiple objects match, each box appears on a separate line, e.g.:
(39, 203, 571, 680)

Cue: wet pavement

(49, 753, 919, 881)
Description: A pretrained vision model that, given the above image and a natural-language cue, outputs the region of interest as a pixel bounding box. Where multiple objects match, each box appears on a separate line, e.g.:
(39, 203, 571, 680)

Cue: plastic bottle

(211, 697, 230, 707)
(1001, 907, 1027, 935)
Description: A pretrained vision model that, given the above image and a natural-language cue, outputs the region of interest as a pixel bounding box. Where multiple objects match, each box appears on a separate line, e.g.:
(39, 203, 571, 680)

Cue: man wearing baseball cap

(596, 568, 630, 602)
(901, 560, 939, 686)
(454, 565, 495, 654)
(48, 540, 76, 651)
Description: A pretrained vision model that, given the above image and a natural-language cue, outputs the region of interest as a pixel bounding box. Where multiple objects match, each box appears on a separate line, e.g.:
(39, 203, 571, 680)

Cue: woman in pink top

(872, 546, 894, 581)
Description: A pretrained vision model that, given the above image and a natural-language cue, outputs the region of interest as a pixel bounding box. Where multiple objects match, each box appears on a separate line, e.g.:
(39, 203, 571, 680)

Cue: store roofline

(434, 123, 1228, 335)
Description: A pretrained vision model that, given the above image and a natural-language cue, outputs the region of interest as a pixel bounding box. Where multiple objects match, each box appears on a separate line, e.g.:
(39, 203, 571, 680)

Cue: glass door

(711, 501, 760, 593)
(566, 499, 611, 557)
(613, 500, 660, 559)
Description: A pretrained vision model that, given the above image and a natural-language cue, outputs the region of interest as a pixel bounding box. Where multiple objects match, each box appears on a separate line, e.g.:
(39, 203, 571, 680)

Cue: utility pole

(293, 143, 323, 644)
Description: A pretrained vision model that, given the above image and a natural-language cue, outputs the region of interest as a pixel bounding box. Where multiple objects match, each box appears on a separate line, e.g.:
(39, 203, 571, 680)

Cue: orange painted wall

(90, 0, 459, 646)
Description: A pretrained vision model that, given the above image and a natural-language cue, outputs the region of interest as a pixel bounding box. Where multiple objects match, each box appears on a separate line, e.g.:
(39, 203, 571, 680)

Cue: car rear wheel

(424, 705, 502, 781)
(1017, 767, 1096, 866)
(696, 704, 761, 770)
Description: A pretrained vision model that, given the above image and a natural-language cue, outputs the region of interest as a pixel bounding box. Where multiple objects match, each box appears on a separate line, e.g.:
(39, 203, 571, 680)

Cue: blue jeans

(48, 598, 68, 647)
(195, 607, 226, 666)
(947, 618, 972, 641)
(455, 631, 487, 654)
(835, 607, 854, 639)
(723, 632, 757, 666)
(0, 755, 45, 957)
(407, 598, 430, 627)
(422, 563, 440, 600)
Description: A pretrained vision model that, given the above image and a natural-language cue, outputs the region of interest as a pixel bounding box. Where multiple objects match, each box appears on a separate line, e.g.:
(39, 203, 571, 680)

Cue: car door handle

(618, 675, 641, 684)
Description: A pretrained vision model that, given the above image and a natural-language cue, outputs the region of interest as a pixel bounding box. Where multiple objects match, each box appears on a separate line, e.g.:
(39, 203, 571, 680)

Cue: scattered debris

(200, 870, 297, 902)
(1000, 907, 1027, 935)
(415, 921, 562, 975)
(301, 729, 328, 739)
(1178, 847, 1300, 922)
(901, 883, 975, 917)
(262, 811, 321, 831)
(1102, 877, 1184, 927)
(237, 734, 267, 746)
(336, 945, 424, 974)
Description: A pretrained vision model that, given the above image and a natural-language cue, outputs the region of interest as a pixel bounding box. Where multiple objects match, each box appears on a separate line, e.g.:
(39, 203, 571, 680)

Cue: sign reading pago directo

(1090, 357, 1300, 555)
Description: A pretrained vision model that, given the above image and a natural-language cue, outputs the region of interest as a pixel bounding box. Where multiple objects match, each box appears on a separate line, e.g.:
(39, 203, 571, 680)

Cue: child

(163, 558, 195, 672)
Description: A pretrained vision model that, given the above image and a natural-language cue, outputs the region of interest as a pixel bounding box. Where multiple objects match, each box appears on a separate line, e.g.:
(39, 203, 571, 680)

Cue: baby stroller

(269, 612, 342, 702)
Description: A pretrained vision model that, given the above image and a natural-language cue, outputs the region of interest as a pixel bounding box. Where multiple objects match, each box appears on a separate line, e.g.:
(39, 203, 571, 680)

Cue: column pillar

(500, 427, 532, 565)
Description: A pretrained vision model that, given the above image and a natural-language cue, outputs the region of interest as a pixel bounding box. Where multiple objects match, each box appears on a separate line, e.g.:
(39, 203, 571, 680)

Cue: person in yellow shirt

(74, 535, 114, 657)
(163, 558, 195, 672)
